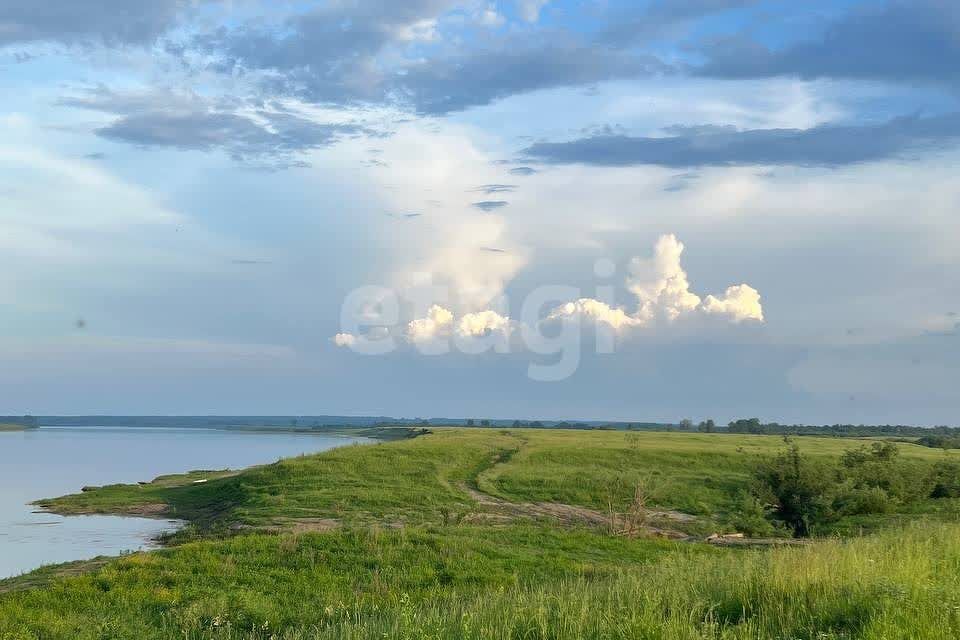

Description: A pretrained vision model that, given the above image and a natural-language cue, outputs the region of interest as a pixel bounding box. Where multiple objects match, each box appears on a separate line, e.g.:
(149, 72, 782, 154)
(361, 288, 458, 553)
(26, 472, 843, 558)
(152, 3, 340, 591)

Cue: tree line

(724, 418, 960, 444)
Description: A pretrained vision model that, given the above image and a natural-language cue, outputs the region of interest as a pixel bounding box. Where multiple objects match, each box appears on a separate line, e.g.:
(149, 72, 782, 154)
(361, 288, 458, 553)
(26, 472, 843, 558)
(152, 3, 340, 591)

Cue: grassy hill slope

(3, 428, 960, 639)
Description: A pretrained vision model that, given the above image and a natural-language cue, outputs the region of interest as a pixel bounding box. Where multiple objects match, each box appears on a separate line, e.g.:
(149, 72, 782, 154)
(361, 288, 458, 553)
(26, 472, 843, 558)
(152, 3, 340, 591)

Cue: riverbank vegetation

(0, 418, 38, 432)
(3, 428, 960, 639)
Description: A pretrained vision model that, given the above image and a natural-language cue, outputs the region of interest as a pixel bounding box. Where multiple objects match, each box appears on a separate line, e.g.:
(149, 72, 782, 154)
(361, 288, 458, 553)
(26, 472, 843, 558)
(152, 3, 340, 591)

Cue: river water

(0, 426, 363, 580)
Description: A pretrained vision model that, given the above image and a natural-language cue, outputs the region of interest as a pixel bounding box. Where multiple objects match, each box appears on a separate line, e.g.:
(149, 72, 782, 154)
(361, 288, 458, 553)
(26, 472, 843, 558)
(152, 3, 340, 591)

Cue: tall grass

(5, 522, 957, 639)
(173, 523, 960, 640)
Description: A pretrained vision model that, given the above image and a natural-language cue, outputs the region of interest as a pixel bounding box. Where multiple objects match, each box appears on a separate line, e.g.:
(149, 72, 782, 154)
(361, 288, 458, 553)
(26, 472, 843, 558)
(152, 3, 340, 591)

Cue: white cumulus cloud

(332, 332, 358, 348)
(547, 298, 641, 330)
(702, 284, 764, 323)
(458, 309, 511, 337)
(628, 234, 702, 322)
(334, 234, 763, 352)
(406, 304, 455, 341)
(402, 306, 511, 341)
(546, 234, 764, 331)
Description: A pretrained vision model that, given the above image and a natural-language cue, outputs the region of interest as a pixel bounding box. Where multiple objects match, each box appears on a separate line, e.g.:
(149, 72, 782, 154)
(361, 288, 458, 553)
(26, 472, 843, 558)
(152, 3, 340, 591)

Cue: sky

(1, 0, 958, 424)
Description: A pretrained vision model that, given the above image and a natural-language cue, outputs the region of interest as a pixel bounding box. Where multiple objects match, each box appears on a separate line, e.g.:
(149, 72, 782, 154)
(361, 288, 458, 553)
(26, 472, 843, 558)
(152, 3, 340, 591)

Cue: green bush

(833, 486, 894, 516)
(917, 434, 960, 450)
(754, 440, 946, 536)
(754, 441, 838, 536)
(929, 460, 960, 498)
(727, 493, 782, 537)
(839, 442, 932, 503)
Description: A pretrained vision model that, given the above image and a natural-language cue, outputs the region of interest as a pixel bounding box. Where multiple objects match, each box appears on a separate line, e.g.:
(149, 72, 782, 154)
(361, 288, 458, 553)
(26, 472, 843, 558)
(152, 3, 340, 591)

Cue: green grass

(480, 430, 960, 533)
(36, 430, 523, 531)
(4, 520, 960, 638)
(39, 429, 958, 528)
(376, 522, 960, 640)
(485, 430, 952, 504)
(0, 525, 696, 639)
(6, 428, 960, 639)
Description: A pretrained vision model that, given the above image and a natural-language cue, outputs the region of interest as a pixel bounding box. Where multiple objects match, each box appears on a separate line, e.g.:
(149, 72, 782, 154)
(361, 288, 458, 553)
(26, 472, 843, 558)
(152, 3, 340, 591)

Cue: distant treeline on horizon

(0, 415, 670, 430)
(5, 415, 956, 437)
(722, 418, 960, 448)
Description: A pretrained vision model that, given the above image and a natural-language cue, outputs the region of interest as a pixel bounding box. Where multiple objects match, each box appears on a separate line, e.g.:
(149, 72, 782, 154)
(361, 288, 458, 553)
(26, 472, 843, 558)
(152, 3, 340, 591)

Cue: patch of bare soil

(285, 518, 342, 534)
(459, 484, 693, 539)
(123, 503, 170, 517)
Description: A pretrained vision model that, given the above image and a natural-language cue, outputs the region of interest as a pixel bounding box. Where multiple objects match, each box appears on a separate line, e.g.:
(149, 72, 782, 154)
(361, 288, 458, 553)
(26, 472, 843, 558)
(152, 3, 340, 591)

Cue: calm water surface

(0, 427, 364, 580)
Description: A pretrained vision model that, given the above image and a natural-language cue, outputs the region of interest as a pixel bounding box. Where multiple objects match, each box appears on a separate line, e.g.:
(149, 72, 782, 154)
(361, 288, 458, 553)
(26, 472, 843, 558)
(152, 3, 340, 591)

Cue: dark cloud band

(696, 0, 960, 88)
(523, 113, 960, 168)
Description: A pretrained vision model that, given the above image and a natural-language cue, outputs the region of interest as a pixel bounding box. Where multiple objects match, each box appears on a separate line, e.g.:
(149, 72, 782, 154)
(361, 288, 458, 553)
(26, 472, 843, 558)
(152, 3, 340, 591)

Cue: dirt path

(460, 482, 696, 538)
(460, 442, 697, 539)
(459, 443, 808, 546)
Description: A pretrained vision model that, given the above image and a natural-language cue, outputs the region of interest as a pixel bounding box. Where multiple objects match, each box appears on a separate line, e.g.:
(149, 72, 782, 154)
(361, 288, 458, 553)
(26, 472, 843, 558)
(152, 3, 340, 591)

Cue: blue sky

(1, 0, 958, 424)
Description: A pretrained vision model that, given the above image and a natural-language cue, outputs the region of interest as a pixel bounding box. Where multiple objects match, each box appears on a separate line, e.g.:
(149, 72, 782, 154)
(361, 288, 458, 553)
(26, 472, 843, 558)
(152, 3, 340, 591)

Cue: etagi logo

(334, 236, 765, 382)
(335, 259, 627, 382)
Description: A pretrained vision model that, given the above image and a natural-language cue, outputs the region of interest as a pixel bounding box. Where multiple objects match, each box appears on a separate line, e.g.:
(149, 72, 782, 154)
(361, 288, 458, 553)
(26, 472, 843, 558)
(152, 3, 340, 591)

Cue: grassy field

(35, 429, 958, 531)
(3, 428, 960, 639)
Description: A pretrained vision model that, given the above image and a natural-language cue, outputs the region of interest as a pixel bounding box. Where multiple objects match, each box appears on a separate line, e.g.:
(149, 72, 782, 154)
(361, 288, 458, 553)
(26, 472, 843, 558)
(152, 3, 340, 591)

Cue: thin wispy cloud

(472, 184, 517, 194)
(472, 200, 510, 211)
(60, 87, 374, 166)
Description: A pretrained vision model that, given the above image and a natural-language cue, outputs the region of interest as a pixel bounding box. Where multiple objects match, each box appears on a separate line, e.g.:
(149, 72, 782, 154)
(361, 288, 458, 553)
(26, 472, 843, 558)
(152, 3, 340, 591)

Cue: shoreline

(7, 427, 430, 587)
(0, 424, 31, 432)
(9, 429, 423, 581)
(31, 428, 425, 521)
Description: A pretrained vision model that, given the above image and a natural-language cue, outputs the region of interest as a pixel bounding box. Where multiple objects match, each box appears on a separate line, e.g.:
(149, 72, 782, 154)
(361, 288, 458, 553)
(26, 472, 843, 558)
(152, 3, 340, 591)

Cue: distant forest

(723, 418, 960, 448)
(4, 415, 958, 448)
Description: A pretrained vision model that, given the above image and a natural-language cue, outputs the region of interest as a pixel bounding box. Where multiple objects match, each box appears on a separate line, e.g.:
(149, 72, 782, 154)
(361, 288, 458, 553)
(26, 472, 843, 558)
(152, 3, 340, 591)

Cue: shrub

(753, 440, 838, 537)
(728, 492, 782, 538)
(840, 442, 931, 503)
(929, 460, 960, 498)
(917, 434, 960, 450)
(833, 486, 894, 516)
(754, 441, 959, 536)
